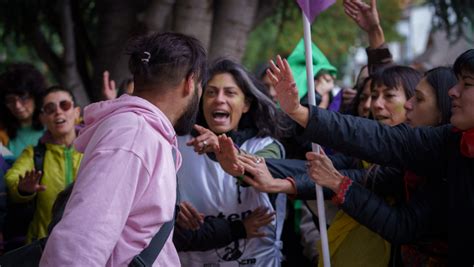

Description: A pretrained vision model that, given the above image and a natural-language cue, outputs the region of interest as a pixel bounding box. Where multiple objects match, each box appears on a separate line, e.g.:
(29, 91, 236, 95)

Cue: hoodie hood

(74, 94, 177, 153)
(287, 39, 337, 100)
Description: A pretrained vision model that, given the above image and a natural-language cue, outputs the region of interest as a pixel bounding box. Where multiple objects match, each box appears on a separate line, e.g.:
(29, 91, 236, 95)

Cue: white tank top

(177, 135, 286, 267)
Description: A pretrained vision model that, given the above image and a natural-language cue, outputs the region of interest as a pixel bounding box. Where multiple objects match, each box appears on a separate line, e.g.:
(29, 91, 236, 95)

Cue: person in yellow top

(5, 85, 83, 243)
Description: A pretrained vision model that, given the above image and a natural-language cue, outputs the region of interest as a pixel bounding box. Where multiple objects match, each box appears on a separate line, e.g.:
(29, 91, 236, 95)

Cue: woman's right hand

(18, 170, 46, 195)
(186, 124, 220, 155)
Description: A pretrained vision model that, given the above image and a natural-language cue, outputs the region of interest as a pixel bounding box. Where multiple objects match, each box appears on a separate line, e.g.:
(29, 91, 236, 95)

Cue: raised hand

(102, 70, 117, 100)
(177, 201, 205, 231)
(215, 135, 244, 176)
(242, 207, 276, 238)
(186, 124, 220, 155)
(305, 150, 343, 192)
(343, 0, 380, 33)
(342, 87, 358, 108)
(344, 0, 384, 48)
(267, 55, 310, 127)
(18, 170, 46, 195)
(315, 73, 335, 97)
(267, 55, 300, 116)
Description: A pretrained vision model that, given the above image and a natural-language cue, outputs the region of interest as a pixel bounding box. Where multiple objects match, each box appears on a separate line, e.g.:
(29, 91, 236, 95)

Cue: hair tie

(141, 51, 151, 63)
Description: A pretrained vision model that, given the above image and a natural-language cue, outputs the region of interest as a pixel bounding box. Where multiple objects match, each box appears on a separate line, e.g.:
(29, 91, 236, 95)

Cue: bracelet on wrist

(331, 176, 353, 206)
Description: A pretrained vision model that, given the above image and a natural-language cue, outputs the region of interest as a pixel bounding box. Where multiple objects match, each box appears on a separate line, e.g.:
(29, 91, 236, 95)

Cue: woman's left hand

(306, 150, 343, 192)
(186, 124, 220, 154)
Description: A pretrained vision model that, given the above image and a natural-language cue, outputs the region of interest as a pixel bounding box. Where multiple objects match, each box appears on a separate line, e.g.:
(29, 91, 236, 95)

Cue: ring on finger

(203, 140, 208, 147)
(255, 157, 262, 164)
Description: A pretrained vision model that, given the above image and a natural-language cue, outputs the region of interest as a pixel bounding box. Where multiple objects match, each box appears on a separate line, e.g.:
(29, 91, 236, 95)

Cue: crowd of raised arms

(0, 0, 473, 266)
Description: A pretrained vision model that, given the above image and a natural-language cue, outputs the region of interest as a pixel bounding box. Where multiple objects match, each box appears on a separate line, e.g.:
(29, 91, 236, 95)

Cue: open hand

(267, 55, 301, 116)
(342, 87, 357, 107)
(343, 0, 380, 33)
(215, 135, 244, 176)
(18, 170, 46, 195)
(186, 124, 220, 155)
(102, 70, 117, 100)
(243, 206, 275, 238)
(315, 73, 335, 96)
(177, 201, 205, 231)
(238, 155, 276, 193)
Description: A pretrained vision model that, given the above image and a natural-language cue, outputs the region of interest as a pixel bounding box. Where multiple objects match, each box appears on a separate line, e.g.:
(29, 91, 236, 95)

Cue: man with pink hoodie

(40, 32, 207, 266)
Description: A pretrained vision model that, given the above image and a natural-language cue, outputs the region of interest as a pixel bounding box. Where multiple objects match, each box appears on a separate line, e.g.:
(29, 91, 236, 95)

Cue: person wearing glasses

(4, 85, 83, 244)
(0, 63, 46, 161)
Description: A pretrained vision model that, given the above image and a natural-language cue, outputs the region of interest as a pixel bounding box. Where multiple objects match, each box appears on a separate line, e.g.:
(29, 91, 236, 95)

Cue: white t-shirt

(177, 135, 286, 267)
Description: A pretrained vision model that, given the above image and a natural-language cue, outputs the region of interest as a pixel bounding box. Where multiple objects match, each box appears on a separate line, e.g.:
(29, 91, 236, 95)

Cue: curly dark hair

(196, 58, 288, 140)
(0, 63, 46, 138)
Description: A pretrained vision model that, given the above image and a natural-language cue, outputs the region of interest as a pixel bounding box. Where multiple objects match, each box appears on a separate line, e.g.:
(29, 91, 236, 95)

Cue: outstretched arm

(174, 206, 275, 252)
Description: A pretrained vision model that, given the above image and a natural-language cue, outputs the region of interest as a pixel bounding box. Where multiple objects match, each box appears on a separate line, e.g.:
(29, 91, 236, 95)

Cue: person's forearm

(265, 178, 296, 195)
(318, 94, 330, 109)
(288, 105, 310, 128)
(368, 25, 385, 49)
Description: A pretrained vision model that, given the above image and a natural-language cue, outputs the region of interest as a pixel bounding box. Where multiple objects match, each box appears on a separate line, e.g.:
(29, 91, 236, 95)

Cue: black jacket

(296, 105, 473, 266)
(265, 158, 403, 201)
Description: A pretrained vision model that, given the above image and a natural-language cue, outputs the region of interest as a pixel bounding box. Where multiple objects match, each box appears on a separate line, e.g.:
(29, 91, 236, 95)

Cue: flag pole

(301, 1, 331, 266)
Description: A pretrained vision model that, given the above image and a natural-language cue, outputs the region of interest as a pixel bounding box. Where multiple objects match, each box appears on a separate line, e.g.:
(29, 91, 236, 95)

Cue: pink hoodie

(40, 94, 181, 266)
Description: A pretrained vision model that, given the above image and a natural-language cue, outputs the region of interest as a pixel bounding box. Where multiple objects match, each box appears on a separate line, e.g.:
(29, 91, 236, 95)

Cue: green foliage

(243, 0, 403, 75)
(0, 0, 97, 85)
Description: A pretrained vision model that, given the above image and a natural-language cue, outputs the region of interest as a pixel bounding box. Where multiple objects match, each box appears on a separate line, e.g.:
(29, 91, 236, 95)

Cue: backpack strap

(129, 149, 180, 267)
(33, 142, 46, 174)
(129, 205, 178, 267)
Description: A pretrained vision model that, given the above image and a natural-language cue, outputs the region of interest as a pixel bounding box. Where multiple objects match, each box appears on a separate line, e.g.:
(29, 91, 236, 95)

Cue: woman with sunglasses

(0, 63, 46, 161)
(4, 85, 83, 244)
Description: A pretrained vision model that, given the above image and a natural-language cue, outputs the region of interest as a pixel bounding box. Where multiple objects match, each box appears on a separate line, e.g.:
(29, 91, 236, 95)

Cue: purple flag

(296, 0, 336, 22)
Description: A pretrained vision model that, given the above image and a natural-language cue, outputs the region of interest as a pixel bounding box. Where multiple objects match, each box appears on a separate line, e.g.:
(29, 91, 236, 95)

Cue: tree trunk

(173, 0, 214, 51)
(59, 0, 90, 107)
(253, 0, 278, 29)
(92, 0, 141, 101)
(208, 0, 259, 62)
(140, 0, 176, 33)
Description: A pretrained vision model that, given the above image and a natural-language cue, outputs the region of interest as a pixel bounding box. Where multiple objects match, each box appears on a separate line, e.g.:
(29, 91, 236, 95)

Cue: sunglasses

(41, 100, 73, 115)
(5, 94, 32, 107)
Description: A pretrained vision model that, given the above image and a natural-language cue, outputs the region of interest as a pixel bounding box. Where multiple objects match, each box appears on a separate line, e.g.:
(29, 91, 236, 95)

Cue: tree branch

(27, 27, 63, 83)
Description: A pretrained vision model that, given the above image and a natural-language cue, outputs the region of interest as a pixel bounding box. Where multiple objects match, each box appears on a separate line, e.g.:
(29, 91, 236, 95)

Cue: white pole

(302, 2, 331, 266)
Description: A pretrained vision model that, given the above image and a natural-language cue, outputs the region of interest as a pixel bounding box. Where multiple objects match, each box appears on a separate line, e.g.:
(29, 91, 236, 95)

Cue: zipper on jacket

(64, 147, 73, 185)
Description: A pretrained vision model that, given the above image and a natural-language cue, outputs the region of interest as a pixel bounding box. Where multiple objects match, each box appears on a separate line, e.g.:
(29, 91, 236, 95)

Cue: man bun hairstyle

(126, 32, 207, 90)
